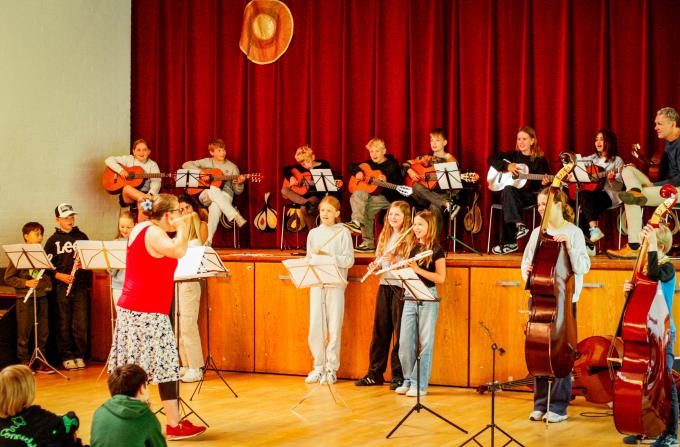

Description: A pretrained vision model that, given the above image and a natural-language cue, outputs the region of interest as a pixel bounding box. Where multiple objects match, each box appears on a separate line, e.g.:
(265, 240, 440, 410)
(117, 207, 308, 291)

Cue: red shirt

(118, 224, 178, 314)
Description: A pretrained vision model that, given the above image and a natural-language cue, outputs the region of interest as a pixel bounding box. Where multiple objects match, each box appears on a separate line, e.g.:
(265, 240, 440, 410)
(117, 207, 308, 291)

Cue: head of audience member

(655, 107, 680, 142)
(107, 364, 150, 402)
(141, 194, 181, 231)
(366, 138, 387, 164)
(429, 128, 448, 154)
(22, 222, 44, 244)
(594, 129, 619, 160)
(116, 210, 135, 240)
(0, 365, 35, 418)
(516, 126, 543, 159)
(208, 138, 227, 162)
(54, 203, 78, 233)
(294, 145, 315, 170)
(131, 139, 151, 162)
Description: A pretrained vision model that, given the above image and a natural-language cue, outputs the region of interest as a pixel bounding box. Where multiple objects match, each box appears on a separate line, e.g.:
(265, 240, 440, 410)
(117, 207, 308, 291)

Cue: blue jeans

(664, 334, 678, 437)
(398, 287, 439, 392)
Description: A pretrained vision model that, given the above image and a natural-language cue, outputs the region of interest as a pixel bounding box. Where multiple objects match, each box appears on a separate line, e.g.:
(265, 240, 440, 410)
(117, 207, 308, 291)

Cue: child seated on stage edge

(3, 222, 53, 374)
(182, 138, 246, 247)
(0, 364, 84, 446)
(105, 139, 161, 220)
(91, 364, 167, 447)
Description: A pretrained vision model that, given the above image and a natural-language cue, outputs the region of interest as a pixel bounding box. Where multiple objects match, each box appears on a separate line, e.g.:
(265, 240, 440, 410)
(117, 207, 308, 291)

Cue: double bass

(613, 184, 677, 437)
(525, 153, 578, 378)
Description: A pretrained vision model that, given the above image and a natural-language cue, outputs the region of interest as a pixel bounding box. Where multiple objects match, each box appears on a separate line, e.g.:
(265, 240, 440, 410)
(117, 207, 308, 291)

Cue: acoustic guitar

(348, 163, 412, 197)
(186, 169, 263, 195)
(631, 143, 663, 182)
(405, 163, 480, 189)
(101, 166, 172, 194)
(282, 168, 343, 196)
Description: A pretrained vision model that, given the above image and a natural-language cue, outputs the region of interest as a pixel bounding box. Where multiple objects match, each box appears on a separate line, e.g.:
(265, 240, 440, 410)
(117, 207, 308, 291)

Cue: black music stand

(569, 157, 596, 225)
(2, 244, 67, 379)
(175, 169, 203, 190)
(310, 168, 339, 194)
(461, 321, 524, 447)
(386, 268, 467, 438)
(282, 255, 350, 411)
(436, 162, 481, 255)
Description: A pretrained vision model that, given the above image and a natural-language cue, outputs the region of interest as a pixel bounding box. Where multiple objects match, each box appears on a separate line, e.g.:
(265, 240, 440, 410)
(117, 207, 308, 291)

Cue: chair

(219, 214, 241, 248)
(487, 203, 537, 253)
(279, 202, 304, 250)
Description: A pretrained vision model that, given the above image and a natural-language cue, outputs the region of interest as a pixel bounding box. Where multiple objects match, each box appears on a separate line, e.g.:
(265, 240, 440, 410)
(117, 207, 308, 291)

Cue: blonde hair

(538, 187, 575, 223)
(294, 145, 314, 163)
(115, 210, 135, 239)
(366, 138, 386, 151)
(0, 365, 35, 418)
(319, 195, 341, 223)
(656, 224, 672, 255)
(414, 211, 439, 268)
(376, 201, 414, 259)
(142, 194, 179, 220)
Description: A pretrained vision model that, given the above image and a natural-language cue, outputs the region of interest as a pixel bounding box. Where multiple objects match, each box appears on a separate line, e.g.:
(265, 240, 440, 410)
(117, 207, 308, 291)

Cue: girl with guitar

(576, 129, 625, 254)
(488, 126, 551, 255)
(521, 187, 590, 423)
(281, 145, 342, 230)
(104, 139, 162, 220)
(620, 223, 677, 446)
(181, 138, 247, 246)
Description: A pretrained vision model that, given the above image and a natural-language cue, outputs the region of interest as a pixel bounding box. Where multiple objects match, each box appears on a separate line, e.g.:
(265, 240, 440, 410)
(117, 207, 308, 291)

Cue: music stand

(74, 240, 127, 380)
(461, 321, 525, 446)
(181, 246, 238, 400)
(436, 162, 481, 255)
(2, 244, 67, 379)
(386, 267, 467, 438)
(569, 156, 596, 225)
(282, 255, 349, 411)
(310, 169, 338, 193)
(175, 169, 202, 189)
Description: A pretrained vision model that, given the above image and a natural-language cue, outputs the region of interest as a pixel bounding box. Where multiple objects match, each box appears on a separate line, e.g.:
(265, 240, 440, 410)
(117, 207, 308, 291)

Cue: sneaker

(354, 242, 375, 253)
(623, 435, 650, 445)
(305, 370, 323, 384)
(589, 226, 605, 242)
(528, 410, 545, 421)
(343, 220, 362, 234)
(619, 190, 648, 206)
(180, 368, 203, 383)
(166, 420, 207, 441)
(62, 359, 77, 370)
(74, 358, 86, 369)
(394, 385, 410, 395)
(35, 364, 56, 375)
(515, 223, 529, 239)
(354, 375, 383, 386)
(542, 411, 567, 423)
(406, 387, 426, 397)
(389, 377, 404, 391)
(445, 202, 461, 220)
(491, 243, 518, 255)
(234, 214, 247, 228)
(652, 435, 678, 447)
(606, 245, 640, 259)
(320, 371, 337, 385)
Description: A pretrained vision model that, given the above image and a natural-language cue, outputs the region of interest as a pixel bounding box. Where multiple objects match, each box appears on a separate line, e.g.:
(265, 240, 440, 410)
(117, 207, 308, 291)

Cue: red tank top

(118, 224, 178, 314)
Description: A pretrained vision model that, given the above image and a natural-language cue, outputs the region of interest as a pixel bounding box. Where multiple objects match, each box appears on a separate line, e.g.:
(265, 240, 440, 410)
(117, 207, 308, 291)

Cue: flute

(65, 251, 80, 296)
(373, 249, 433, 275)
(360, 225, 414, 283)
(313, 226, 346, 255)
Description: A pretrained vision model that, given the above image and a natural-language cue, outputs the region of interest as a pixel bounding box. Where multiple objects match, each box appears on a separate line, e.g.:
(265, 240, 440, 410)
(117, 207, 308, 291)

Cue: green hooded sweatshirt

(90, 395, 166, 447)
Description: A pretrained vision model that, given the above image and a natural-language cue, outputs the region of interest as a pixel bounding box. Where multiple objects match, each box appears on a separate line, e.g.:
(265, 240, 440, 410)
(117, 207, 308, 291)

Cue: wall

(0, 0, 131, 263)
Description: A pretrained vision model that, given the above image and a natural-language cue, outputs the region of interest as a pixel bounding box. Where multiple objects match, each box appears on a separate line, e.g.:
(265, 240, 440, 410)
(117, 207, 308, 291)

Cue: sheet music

(282, 256, 347, 288)
(175, 246, 229, 280)
(310, 169, 338, 192)
(175, 169, 201, 188)
(571, 155, 594, 183)
(2, 244, 55, 270)
(434, 162, 463, 190)
(75, 240, 127, 270)
(392, 268, 437, 301)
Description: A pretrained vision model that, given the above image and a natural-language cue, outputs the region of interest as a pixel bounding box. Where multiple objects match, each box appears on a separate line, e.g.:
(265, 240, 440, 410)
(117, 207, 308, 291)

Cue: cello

(525, 153, 578, 378)
(613, 184, 677, 437)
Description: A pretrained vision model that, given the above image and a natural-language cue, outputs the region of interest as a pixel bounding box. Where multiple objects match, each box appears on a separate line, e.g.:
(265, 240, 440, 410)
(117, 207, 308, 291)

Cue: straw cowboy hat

(239, 0, 294, 64)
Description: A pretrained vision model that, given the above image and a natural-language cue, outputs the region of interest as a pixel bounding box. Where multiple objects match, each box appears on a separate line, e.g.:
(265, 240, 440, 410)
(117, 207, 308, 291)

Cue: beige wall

(0, 0, 131, 263)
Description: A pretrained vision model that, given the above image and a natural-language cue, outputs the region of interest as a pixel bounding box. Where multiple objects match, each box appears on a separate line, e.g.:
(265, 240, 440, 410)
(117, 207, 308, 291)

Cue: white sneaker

(235, 214, 247, 228)
(320, 371, 337, 385)
(74, 358, 86, 369)
(589, 227, 605, 242)
(543, 411, 567, 423)
(528, 410, 545, 421)
(305, 370, 323, 384)
(406, 387, 426, 397)
(62, 359, 77, 371)
(181, 368, 203, 383)
(394, 385, 410, 395)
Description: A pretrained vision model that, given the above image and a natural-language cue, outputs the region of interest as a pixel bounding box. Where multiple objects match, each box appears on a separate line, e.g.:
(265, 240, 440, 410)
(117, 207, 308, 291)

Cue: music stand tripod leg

(97, 276, 117, 382)
(27, 289, 68, 380)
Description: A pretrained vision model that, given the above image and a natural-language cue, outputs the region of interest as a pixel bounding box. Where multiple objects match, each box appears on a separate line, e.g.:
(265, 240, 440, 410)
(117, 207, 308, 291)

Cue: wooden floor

(35, 364, 627, 446)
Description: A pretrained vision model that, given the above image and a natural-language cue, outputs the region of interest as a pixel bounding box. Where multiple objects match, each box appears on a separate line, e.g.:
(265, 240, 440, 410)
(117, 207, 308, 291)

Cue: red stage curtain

(131, 0, 680, 248)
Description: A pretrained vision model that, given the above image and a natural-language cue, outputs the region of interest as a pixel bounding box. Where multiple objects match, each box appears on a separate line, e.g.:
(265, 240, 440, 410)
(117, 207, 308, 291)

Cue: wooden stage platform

(38, 365, 624, 446)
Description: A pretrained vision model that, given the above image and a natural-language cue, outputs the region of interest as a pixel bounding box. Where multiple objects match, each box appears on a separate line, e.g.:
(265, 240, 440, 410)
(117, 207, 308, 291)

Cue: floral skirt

(108, 308, 180, 384)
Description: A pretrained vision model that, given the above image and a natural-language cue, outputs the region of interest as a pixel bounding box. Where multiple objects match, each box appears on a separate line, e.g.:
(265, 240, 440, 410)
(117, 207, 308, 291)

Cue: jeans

(663, 335, 678, 437)
(54, 282, 89, 361)
(398, 287, 439, 392)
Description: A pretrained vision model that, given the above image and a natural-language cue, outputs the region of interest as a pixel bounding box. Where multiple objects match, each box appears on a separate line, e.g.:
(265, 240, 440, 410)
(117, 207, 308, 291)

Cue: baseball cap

(55, 203, 78, 218)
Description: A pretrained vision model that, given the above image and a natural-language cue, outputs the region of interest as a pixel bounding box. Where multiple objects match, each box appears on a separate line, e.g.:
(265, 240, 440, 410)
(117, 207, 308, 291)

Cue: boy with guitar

(104, 139, 162, 218)
(344, 138, 404, 253)
(281, 145, 342, 230)
(182, 138, 246, 246)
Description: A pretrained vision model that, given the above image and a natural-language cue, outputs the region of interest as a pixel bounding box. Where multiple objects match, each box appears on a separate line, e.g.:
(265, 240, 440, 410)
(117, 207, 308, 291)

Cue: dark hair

(21, 222, 44, 237)
(177, 193, 201, 211)
(596, 129, 619, 161)
(108, 364, 148, 397)
(208, 138, 226, 149)
(430, 128, 447, 140)
(142, 194, 179, 220)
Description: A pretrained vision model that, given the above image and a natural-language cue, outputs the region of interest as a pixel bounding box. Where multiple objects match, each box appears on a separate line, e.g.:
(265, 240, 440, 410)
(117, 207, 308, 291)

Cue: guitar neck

(129, 172, 169, 179)
(369, 178, 399, 190)
(213, 173, 251, 181)
(518, 173, 554, 181)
